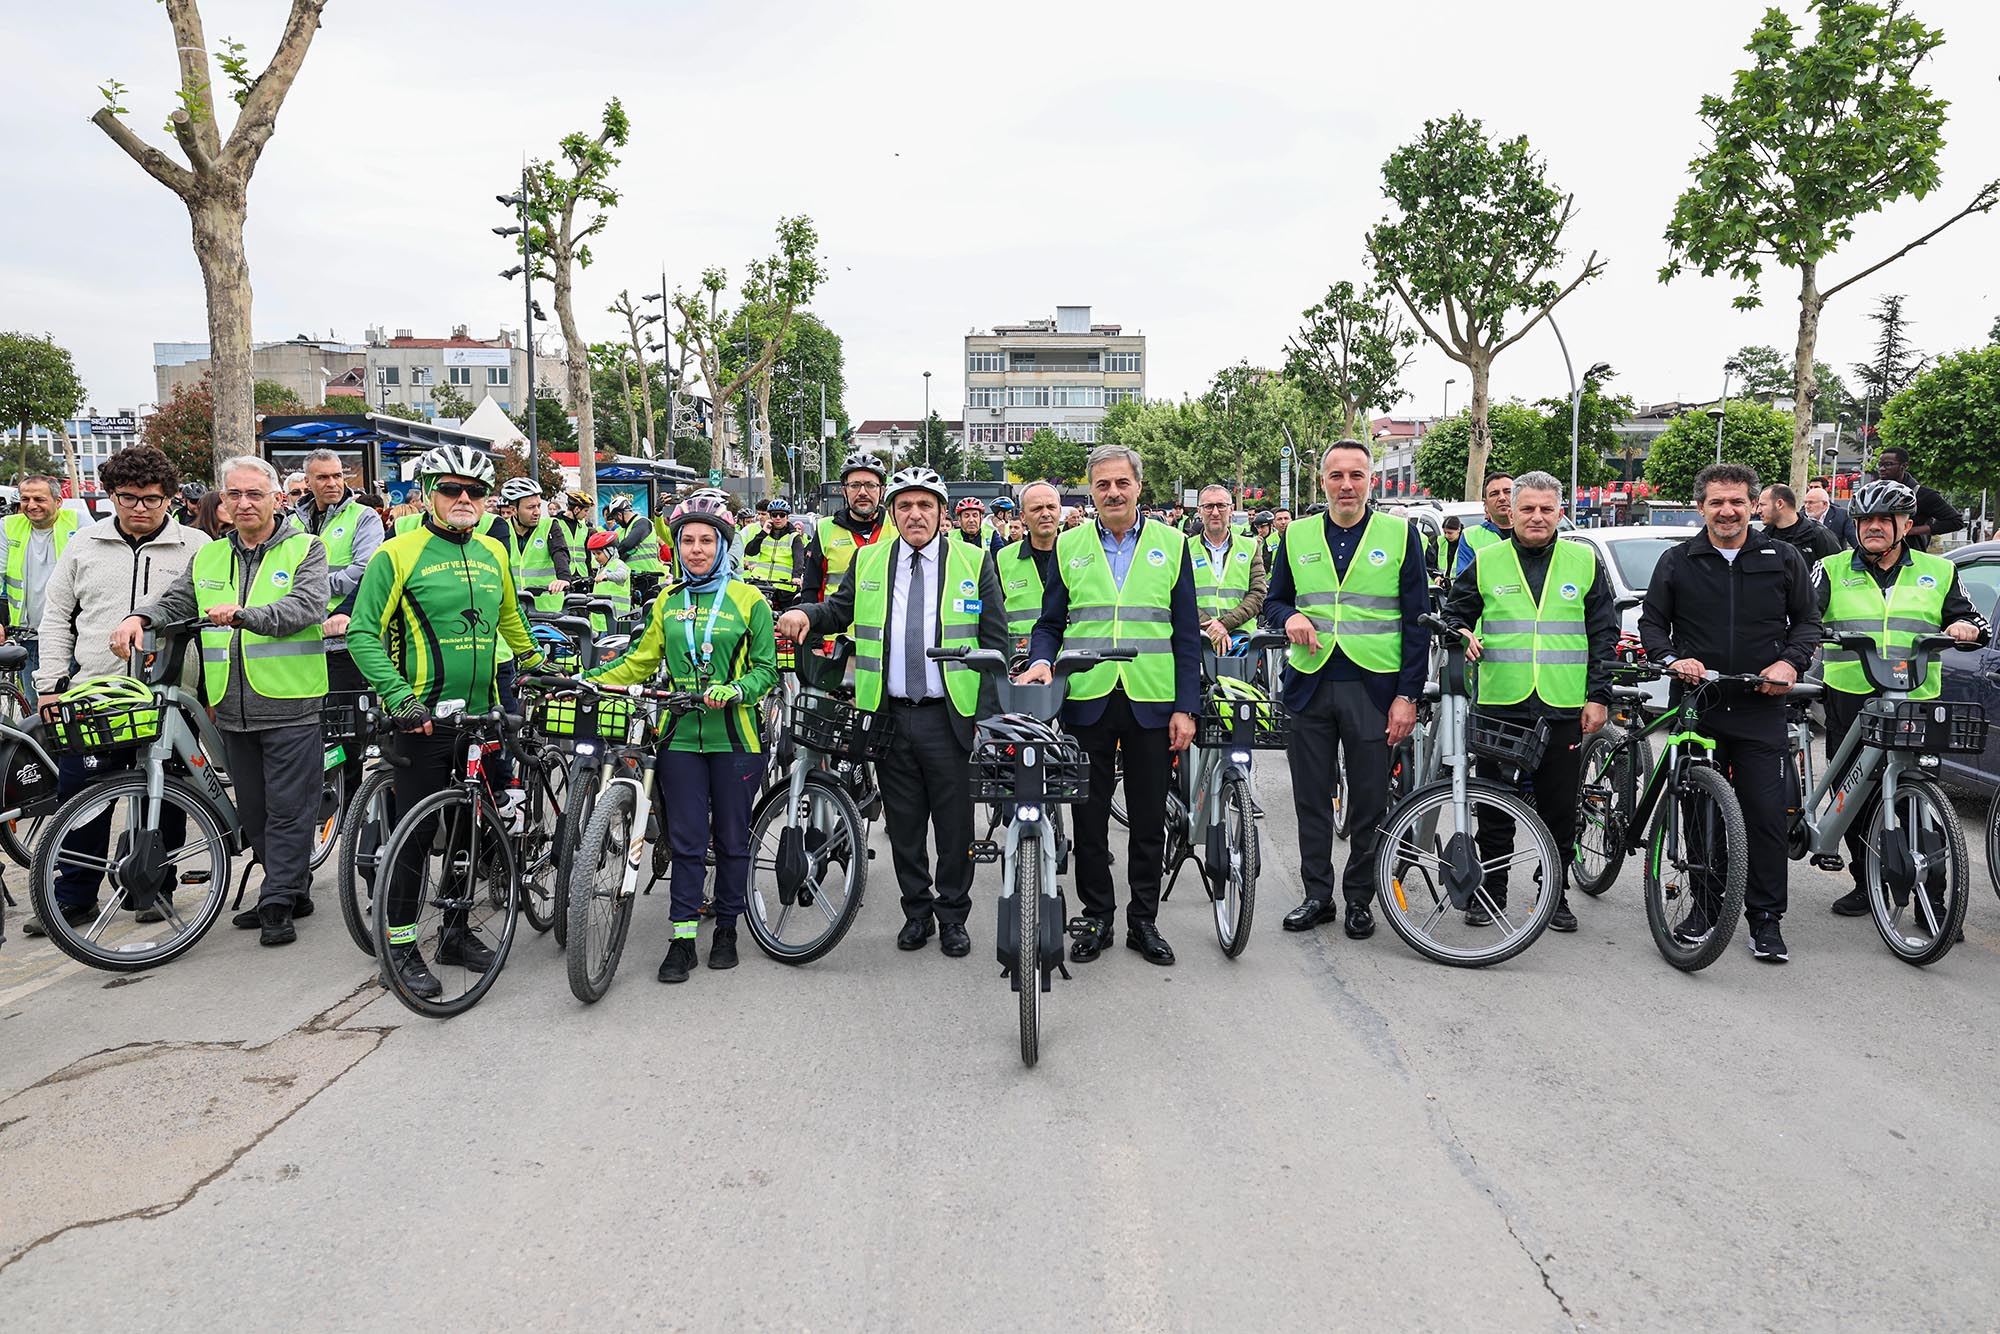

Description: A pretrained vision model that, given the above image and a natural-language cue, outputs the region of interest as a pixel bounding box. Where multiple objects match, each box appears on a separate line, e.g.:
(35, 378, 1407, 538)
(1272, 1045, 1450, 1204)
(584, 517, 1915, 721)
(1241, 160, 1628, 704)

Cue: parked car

(1937, 543, 2000, 795)
(1563, 527, 1693, 712)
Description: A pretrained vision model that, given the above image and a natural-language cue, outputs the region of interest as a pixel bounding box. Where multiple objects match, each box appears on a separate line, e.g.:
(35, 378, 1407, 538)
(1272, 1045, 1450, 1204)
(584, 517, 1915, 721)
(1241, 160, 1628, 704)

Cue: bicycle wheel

(1015, 836, 1041, 1068)
(1212, 772, 1258, 957)
(552, 764, 599, 950)
(1330, 739, 1350, 839)
(0, 724, 57, 869)
(1572, 727, 1640, 897)
(1986, 790, 2000, 905)
(336, 767, 395, 956)
(566, 782, 639, 1003)
(744, 772, 867, 964)
(371, 788, 520, 1018)
(307, 763, 346, 873)
(1862, 774, 1967, 967)
(1374, 778, 1562, 967)
(1642, 764, 1745, 972)
(1109, 750, 1128, 828)
(27, 772, 232, 972)
(1385, 738, 1414, 818)
(516, 760, 565, 935)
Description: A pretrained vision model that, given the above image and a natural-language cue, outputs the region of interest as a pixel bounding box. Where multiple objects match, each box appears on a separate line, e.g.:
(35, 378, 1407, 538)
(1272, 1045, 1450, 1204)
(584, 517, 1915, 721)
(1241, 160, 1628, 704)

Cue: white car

(1562, 527, 1694, 712)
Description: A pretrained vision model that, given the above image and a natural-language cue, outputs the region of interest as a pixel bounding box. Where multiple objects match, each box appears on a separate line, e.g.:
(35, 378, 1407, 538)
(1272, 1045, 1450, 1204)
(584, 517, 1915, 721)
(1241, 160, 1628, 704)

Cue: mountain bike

(931, 644, 1133, 1068)
(1788, 634, 1980, 966)
(1571, 683, 1657, 897)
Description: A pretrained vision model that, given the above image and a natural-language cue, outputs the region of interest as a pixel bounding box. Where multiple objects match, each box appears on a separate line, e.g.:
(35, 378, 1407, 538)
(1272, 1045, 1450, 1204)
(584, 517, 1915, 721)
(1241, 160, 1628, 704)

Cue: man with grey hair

(0, 473, 80, 691)
(1192, 483, 1266, 651)
(1023, 443, 1202, 965)
(282, 470, 308, 514)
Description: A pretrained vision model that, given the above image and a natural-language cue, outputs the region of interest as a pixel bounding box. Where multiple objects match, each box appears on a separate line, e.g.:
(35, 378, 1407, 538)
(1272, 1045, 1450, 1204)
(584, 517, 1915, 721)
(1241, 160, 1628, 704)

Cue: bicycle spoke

(81, 898, 123, 942)
(1471, 886, 1519, 936)
(1479, 848, 1544, 881)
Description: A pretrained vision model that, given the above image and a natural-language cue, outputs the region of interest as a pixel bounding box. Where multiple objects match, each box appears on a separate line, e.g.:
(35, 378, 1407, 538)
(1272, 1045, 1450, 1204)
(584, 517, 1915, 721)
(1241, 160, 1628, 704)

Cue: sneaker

(232, 907, 263, 930)
(1549, 897, 1578, 933)
(257, 901, 296, 947)
(134, 898, 174, 924)
(1749, 918, 1789, 963)
(1830, 886, 1870, 917)
(1672, 902, 1713, 946)
(435, 927, 496, 973)
(291, 895, 316, 920)
(388, 944, 442, 1000)
(708, 923, 738, 971)
(23, 901, 99, 937)
(658, 936, 697, 983)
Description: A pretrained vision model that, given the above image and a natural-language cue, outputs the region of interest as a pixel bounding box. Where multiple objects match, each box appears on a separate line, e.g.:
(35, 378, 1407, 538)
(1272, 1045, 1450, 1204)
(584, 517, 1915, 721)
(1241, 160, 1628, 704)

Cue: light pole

(1443, 377, 1456, 422)
(494, 168, 539, 481)
(1548, 313, 1610, 519)
(1713, 358, 1742, 464)
(922, 371, 932, 471)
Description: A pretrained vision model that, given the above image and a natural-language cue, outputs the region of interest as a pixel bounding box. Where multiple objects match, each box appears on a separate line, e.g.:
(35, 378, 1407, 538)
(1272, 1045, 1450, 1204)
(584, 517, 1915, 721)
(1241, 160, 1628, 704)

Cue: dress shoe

(897, 916, 934, 951)
(388, 944, 442, 1000)
(1069, 916, 1112, 963)
(1283, 898, 1337, 932)
(1126, 920, 1175, 965)
(1549, 897, 1578, 933)
(1343, 902, 1375, 940)
(658, 936, 697, 983)
(1830, 886, 1870, 917)
(435, 927, 496, 972)
(939, 921, 971, 957)
(708, 923, 739, 970)
(257, 901, 296, 947)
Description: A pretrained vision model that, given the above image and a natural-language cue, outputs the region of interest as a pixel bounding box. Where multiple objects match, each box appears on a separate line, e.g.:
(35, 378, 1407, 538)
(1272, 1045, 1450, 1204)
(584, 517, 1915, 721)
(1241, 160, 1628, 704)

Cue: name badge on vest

(859, 579, 882, 593)
(1493, 582, 1522, 596)
(955, 599, 982, 614)
(1192, 556, 1209, 569)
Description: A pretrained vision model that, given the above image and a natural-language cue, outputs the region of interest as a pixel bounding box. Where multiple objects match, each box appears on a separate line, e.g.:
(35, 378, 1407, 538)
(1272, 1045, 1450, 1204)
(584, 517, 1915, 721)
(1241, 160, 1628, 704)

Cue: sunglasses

(433, 481, 491, 500)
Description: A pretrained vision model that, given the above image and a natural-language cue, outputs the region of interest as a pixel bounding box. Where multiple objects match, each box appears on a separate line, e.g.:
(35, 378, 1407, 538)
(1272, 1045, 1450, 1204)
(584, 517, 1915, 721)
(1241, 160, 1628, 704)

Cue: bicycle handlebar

(928, 645, 1135, 680)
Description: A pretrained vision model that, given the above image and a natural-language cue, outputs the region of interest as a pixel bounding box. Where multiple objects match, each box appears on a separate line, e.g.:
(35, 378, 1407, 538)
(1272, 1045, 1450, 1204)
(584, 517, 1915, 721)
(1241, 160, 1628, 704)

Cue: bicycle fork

(1000, 816, 1068, 993)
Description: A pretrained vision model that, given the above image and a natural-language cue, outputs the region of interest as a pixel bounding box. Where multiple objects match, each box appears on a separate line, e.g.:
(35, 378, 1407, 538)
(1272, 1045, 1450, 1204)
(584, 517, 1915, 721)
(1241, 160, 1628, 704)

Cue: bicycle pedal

(1810, 853, 1845, 872)
(967, 840, 1001, 864)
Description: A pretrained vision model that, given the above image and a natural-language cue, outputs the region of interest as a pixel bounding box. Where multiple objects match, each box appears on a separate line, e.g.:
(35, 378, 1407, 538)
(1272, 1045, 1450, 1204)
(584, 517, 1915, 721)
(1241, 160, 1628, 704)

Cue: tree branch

(89, 107, 194, 195)
(163, 0, 223, 162)
(168, 108, 213, 176)
(222, 0, 329, 178)
(1491, 250, 1605, 357)
(1382, 273, 1463, 365)
(1820, 182, 2000, 301)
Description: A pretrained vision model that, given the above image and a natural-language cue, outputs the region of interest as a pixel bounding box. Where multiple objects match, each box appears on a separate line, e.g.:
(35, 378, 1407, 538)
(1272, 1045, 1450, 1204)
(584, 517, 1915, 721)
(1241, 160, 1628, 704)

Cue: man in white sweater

(23, 445, 210, 938)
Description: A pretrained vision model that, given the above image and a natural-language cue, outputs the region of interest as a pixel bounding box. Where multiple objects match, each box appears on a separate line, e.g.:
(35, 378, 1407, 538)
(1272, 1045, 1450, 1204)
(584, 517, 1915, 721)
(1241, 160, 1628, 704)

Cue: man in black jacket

(1639, 463, 1821, 963)
(1758, 483, 1843, 565)
(1873, 447, 1962, 552)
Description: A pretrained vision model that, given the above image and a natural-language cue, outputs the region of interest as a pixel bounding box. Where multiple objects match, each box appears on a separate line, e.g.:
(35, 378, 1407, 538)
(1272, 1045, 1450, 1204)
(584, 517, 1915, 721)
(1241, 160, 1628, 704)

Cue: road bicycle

(1786, 634, 1980, 966)
(929, 644, 1131, 1068)
(1373, 615, 1564, 967)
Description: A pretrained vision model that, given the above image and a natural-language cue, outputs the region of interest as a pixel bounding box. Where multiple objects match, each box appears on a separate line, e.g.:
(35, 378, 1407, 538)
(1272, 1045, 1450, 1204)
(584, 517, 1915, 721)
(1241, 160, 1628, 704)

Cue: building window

(447, 366, 474, 386)
(968, 423, 1005, 444)
(1053, 422, 1100, 443)
(1003, 421, 1050, 444)
(967, 351, 1003, 373)
(411, 366, 435, 387)
(376, 366, 400, 387)
(1006, 386, 1049, 408)
(966, 387, 1004, 408)
(1051, 385, 1102, 408)
(1105, 352, 1141, 374)
(487, 366, 510, 386)
(1105, 387, 1143, 406)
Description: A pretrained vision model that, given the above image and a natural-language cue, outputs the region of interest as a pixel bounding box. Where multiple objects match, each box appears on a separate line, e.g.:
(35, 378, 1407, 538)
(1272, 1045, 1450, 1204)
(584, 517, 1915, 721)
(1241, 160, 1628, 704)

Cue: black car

(1939, 542, 2000, 794)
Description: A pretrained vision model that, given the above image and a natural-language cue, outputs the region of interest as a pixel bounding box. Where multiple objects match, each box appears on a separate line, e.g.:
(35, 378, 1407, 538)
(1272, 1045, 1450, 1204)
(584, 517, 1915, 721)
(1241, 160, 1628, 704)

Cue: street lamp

(922, 370, 932, 470)
(1443, 377, 1456, 423)
(1713, 358, 1742, 464)
(496, 173, 539, 479)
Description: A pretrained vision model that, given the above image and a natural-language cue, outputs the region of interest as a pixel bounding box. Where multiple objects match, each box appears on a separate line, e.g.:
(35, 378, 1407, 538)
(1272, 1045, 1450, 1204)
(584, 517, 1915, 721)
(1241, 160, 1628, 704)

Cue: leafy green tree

(1529, 369, 1626, 491)
(1413, 405, 1552, 500)
(494, 434, 564, 497)
(1660, 0, 2000, 489)
(430, 381, 475, 423)
(894, 412, 976, 480)
(588, 340, 641, 452)
(1284, 279, 1417, 439)
(1369, 112, 1604, 499)
(1733, 344, 1848, 422)
(253, 379, 302, 414)
(1850, 292, 1930, 413)
(1642, 400, 1794, 503)
(371, 401, 426, 423)
(142, 376, 218, 484)
(1877, 346, 2000, 494)
(1014, 428, 1088, 485)
(511, 389, 575, 456)
(0, 332, 86, 484)
(1099, 398, 1201, 504)
(1989, 314, 2000, 345)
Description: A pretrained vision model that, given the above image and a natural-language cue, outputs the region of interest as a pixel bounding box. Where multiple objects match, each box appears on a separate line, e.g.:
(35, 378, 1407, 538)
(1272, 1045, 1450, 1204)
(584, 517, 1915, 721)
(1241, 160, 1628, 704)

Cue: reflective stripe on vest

(620, 520, 665, 576)
(850, 538, 985, 717)
(1283, 512, 1408, 675)
(590, 558, 631, 634)
(998, 540, 1047, 640)
(510, 518, 563, 612)
(1472, 540, 1596, 708)
(192, 533, 328, 700)
(1054, 520, 1183, 703)
(1819, 549, 1953, 699)
(744, 528, 799, 584)
(2, 509, 79, 622)
(1193, 533, 1256, 620)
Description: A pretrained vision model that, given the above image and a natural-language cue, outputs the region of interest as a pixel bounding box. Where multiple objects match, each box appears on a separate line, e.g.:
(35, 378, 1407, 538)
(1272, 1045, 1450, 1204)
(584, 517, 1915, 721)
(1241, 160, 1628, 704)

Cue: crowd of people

(3, 433, 1989, 987)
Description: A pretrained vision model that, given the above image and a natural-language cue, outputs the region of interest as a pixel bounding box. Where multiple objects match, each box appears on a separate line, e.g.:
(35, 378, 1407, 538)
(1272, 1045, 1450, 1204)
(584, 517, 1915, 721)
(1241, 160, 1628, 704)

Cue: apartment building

(962, 306, 1145, 472)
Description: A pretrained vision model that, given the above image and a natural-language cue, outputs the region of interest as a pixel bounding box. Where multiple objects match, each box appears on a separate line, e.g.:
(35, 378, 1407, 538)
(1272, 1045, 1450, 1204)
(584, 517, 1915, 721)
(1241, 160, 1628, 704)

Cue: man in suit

(777, 466, 1008, 957)
(1802, 480, 1856, 549)
(1018, 444, 1201, 966)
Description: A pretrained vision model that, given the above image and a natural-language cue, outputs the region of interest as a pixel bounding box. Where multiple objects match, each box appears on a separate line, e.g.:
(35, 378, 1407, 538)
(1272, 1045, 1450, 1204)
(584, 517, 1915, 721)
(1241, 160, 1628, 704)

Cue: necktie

(902, 547, 927, 701)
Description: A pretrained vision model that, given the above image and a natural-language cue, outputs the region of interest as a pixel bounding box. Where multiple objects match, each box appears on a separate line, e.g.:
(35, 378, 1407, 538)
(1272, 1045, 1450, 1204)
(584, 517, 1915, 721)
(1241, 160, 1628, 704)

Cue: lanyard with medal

(680, 584, 726, 686)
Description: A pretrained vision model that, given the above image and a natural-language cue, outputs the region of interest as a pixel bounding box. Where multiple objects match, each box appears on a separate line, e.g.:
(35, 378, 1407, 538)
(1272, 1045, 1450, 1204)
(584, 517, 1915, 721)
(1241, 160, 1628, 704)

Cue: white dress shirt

(885, 533, 946, 700)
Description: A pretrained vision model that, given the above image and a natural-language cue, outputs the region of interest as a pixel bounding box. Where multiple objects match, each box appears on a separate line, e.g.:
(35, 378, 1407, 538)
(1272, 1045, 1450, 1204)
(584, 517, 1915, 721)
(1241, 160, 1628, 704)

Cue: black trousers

(222, 723, 324, 909)
(1708, 701, 1792, 922)
(875, 701, 976, 925)
(1072, 690, 1170, 927)
(1286, 678, 1390, 906)
(383, 731, 461, 939)
(1473, 713, 1583, 904)
(1820, 689, 1875, 890)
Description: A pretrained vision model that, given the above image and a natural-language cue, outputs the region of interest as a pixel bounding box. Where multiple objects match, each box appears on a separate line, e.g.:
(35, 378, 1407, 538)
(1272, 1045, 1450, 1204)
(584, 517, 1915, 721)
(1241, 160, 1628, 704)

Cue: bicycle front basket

(1466, 712, 1551, 773)
(970, 730, 1090, 804)
(790, 689, 894, 761)
(1860, 698, 1988, 754)
(532, 690, 638, 743)
(39, 691, 163, 755)
(1194, 687, 1290, 750)
(322, 690, 377, 746)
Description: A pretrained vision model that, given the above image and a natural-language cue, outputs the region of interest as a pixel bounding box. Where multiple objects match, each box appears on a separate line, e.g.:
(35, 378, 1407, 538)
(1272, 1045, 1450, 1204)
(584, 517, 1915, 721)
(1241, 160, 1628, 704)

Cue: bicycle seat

(0, 643, 27, 670)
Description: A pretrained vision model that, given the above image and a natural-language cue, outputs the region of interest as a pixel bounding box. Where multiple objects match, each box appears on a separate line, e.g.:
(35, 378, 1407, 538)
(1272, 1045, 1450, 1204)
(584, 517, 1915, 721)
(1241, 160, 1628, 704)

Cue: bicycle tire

(336, 767, 395, 957)
(744, 772, 867, 965)
(1862, 774, 1967, 967)
(27, 772, 232, 972)
(1642, 764, 1745, 972)
(1374, 777, 1561, 968)
(1213, 772, 1258, 957)
(1331, 740, 1350, 839)
(1572, 727, 1638, 897)
(1016, 838, 1040, 1068)
(371, 788, 520, 1019)
(1986, 790, 2000, 905)
(305, 762, 346, 874)
(1109, 750, 1127, 828)
(553, 765, 600, 950)
(566, 782, 639, 1003)
(517, 760, 565, 935)
(0, 724, 56, 869)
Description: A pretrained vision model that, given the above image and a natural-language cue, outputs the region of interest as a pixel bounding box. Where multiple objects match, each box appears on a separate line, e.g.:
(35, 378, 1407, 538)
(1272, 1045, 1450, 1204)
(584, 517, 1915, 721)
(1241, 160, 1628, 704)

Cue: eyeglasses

(432, 481, 491, 501)
(112, 492, 168, 510)
(1198, 501, 1232, 511)
(844, 481, 881, 492)
(287, 489, 308, 500)
(225, 489, 273, 503)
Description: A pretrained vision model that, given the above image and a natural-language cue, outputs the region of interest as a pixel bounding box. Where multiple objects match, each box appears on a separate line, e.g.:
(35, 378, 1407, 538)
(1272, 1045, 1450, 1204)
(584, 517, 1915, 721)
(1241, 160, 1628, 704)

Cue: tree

(1014, 429, 1088, 486)
(143, 376, 220, 484)
(587, 340, 641, 452)
(1733, 344, 1849, 422)
(522, 98, 628, 508)
(1099, 398, 1206, 505)
(1660, 0, 2000, 490)
(0, 332, 87, 487)
(91, 1, 329, 464)
(430, 381, 474, 423)
(511, 389, 575, 456)
(1850, 292, 1930, 413)
(606, 290, 661, 456)
(1989, 314, 2000, 345)
(1877, 346, 2000, 494)
(766, 313, 849, 489)
(1529, 368, 1627, 491)
(1369, 112, 1604, 500)
(253, 379, 303, 414)
(894, 413, 975, 480)
(494, 435, 564, 497)
(1413, 405, 1548, 499)
(1641, 400, 1794, 503)
(1284, 279, 1418, 440)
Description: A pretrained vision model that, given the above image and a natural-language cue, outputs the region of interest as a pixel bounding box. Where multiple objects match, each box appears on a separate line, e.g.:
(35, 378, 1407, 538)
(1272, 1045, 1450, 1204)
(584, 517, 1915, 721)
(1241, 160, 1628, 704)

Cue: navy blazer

(1028, 518, 1202, 729)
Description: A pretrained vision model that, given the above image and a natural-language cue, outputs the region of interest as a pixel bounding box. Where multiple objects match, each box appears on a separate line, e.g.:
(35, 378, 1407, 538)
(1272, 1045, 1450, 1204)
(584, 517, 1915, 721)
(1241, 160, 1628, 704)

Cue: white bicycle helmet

(498, 477, 541, 504)
(841, 451, 888, 483)
(416, 444, 496, 487)
(884, 465, 949, 508)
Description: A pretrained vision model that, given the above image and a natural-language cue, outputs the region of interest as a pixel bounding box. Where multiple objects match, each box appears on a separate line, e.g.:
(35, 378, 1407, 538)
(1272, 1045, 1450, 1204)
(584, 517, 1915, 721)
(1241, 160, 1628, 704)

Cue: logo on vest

(1559, 582, 1579, 601)
(859, 579, 882, 593)
(1301, 552, 1323, 564)
(1146, 548, 1166, 567)
(1192, 556, 1208, 570)
(1235, 550, 1248, 563)
(331, 526, 346, 538)
(1917, 574, 1937, 589)
(1493, 583, 1523, 596)
(270, 569, 291, 587)
(1006, 578, 1028, 592)
(1841, 575, 1867, 587)
(960, 578, 975, 596)
(1068, 556, 1091, 570)
(1367, 548, 1387, 566)
(197, 578, 227, 591)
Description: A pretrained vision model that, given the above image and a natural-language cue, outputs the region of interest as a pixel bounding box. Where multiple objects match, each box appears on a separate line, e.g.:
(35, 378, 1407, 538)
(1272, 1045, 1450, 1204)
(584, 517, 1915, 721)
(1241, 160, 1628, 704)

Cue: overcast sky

(9, 0, 1998, 431)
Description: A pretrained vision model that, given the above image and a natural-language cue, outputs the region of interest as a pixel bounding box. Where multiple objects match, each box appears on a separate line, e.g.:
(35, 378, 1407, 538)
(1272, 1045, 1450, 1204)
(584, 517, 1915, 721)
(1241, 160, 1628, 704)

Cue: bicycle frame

(140, 686, 247, 851)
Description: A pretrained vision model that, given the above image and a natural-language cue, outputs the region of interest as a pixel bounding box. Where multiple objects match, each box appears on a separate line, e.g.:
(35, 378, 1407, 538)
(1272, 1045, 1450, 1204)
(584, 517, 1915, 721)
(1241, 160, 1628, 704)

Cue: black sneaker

(257, 901, 296, 947)
(232, 907, 263, 930)
(708, 923, 739, 971)
(1549, 897, 1578, 933)
(1749, 918, 1789, 963)
(658, 936, 697, 983)
(1830, 886, 1869, 917)
(291, 895, 316, 920)
(1464, 897, 1503, 928)
(435, 928, 496, 972)
(389, 944, 443, 1000)
(1673, 902, 1714, 946)
(23, 901, 99, 937)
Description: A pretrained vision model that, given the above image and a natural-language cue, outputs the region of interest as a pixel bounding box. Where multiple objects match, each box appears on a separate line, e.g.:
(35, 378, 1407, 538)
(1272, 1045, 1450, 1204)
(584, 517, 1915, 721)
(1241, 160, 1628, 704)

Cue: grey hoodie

(33, 514, 210, 694)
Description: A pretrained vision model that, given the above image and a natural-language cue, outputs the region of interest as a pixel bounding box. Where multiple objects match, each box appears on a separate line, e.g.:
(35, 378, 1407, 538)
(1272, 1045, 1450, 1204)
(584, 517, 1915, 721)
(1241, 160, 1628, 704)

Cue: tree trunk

(189, 191, 252, 475)
(615, 358, 639, 451)
(1790, 263, 1822, 492)
(755, 376, 776, 499)
(552, 255, 595, 507)
(1461, 354, 1492, 501)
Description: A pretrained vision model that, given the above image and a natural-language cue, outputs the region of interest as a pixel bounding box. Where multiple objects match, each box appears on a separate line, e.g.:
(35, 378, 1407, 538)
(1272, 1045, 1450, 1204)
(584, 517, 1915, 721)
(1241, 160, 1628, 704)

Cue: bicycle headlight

(1916, 752, 1941, 769)
(1017, 803, 1042, 823)
(1230, 750, 1251, 765)
(574, 742, 597, 756)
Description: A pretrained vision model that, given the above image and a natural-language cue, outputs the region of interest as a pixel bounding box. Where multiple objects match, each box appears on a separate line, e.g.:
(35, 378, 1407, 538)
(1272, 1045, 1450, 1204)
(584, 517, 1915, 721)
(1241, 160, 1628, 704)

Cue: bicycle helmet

(415, 444, 496, 487)
(605, 492, 635, 515)
(1210, 673, 1276, 727)
(766, 498, 791, 516)
(884, 465, 950, 508)
(585, 530, 617, 552)
(954, 496, 986, 515)
(499, 477, 541, 504)
(974, 711, 1073, 752)
(840, 451, 888, 483)
(990, 497, 1015, 513)
(565, 489, 591, 508)
(530, 623, 574, 653)
(1849, 479, 1917, 519)
(668, 493, 736, 545)
(1252, 509, 1274, 526)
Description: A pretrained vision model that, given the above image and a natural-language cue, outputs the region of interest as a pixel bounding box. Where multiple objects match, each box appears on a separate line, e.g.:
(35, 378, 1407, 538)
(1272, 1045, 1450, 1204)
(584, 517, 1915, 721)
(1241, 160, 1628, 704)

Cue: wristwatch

(1395, 694, 1419, 707)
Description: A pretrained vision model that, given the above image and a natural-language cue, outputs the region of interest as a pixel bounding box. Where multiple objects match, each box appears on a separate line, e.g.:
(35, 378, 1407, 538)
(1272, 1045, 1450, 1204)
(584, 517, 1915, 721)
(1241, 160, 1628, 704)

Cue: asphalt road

(4, 767, 2000, 1332)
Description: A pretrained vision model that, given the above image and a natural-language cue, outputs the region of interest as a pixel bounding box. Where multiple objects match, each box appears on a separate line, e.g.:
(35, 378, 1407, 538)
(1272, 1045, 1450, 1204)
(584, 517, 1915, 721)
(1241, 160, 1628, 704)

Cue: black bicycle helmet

(1849, 479, 1917, 519)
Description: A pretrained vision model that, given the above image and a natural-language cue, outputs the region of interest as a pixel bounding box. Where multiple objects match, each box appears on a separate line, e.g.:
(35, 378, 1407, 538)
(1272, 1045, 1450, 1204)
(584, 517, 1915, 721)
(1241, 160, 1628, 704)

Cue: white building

(362, 326, 567, 420)
(849, 419, 966, 467)
(0, 411, 143, 491)
(962, 306, 1145, 476)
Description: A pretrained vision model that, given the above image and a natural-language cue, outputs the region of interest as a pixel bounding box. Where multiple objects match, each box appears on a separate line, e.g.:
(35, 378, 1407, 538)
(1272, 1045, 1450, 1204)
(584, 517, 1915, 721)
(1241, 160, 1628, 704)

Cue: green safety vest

(620, 518, 665, 578)
(1819, 549, 1953, 699)
(1458, 523, 1505, 574)
(1472, 540, 1595, 708)
(1283, 512, 1408, 675)
(2, 509, 79, 624)
(509, 518, 564, 612)
(851, 538, 984, 717)
(1193, 533, 1258, 621)
(997, 540, 1048, 641)
(191, 533, 329, 700)
(554, 516, 588, 579)
(1052, 519, 1185, 704)
(590, 557, 630, 634)
(816, 514, 872, 595)
(744, 526, 800, 584)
